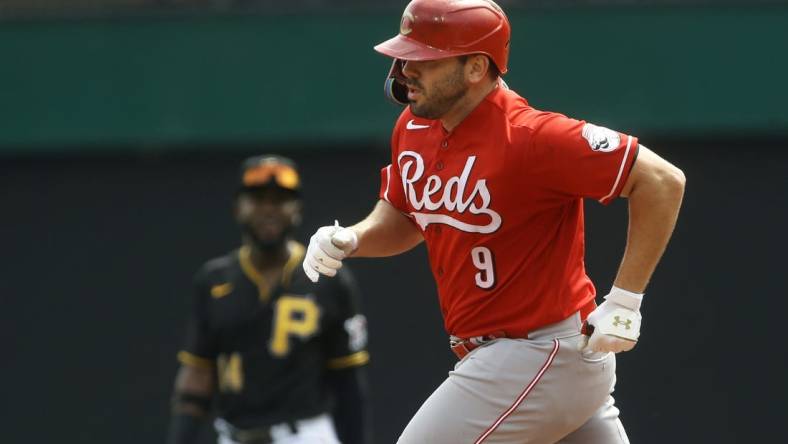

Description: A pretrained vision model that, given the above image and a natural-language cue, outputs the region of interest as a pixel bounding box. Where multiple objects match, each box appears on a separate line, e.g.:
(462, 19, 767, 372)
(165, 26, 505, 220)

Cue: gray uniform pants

(397, 312, 630, 444)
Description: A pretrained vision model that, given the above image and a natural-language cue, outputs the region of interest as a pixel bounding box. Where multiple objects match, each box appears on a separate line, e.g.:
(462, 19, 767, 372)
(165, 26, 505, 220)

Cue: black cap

(239, 155, 301, 194)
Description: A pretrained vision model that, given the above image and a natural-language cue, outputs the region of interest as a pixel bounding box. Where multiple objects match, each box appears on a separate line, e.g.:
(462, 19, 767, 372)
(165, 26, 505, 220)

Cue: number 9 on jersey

(471, 246, 496, 289)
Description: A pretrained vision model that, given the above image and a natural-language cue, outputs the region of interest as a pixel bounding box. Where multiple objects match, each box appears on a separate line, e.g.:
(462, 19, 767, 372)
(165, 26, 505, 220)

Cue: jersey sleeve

(527, 112, 639, 204)
(321, 267, 370, 371)
(177, 268, 219, 369)
(378, 113, 410, 212)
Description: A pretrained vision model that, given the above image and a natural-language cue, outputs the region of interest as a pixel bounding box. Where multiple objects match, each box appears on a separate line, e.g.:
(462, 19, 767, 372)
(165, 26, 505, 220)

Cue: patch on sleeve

(344, 314, 368, 351)
(582, 123, 621, 152)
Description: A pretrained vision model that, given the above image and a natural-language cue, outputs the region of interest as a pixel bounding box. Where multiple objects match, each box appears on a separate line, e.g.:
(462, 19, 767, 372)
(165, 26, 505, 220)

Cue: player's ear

(465, 54, 490, 84)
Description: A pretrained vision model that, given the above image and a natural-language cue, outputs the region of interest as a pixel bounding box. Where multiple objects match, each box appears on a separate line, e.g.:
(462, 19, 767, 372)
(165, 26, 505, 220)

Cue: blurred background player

(167, 155, 371, 444)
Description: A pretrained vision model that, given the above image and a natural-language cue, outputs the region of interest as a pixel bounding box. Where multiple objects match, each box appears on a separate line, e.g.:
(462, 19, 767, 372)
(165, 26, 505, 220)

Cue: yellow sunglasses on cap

(242, 162, 300, 190)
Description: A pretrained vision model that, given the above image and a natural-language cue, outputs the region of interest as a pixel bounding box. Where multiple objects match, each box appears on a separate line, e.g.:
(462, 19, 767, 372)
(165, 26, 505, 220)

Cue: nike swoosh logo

(406, 119, 431, 130)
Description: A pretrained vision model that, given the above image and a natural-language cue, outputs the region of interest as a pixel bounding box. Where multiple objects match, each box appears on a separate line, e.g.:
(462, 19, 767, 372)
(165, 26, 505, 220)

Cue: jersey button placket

(436, 140, 448, 171)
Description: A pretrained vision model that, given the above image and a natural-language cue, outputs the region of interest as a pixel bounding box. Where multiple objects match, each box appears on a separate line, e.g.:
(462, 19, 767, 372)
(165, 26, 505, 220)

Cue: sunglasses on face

(242, 163, 300, 190)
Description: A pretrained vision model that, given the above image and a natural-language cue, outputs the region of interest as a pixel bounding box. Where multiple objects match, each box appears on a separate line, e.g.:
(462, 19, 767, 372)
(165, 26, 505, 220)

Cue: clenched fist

(302, 222, 358, 283)
(582, 286, 643, 353)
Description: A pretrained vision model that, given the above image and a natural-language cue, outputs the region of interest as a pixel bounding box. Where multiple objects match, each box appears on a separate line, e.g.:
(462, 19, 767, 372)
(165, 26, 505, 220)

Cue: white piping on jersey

(383, 164, 392, 204)
(598, 135, 633, 203)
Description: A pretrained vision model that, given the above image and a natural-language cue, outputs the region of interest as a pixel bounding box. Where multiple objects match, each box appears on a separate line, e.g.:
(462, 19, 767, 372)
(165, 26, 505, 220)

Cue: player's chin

(259, 230, 286, 243)
(408, 102, 432, 119)
(251, 226, 286, 243)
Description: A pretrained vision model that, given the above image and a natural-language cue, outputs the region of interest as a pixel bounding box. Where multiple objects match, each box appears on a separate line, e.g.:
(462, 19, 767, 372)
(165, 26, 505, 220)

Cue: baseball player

(167, 155, 371, 444)
(302, 0, 685, 443)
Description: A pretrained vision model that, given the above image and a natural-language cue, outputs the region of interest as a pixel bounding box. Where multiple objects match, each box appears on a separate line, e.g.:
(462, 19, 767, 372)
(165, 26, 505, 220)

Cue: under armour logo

(612, 316, 632, 329)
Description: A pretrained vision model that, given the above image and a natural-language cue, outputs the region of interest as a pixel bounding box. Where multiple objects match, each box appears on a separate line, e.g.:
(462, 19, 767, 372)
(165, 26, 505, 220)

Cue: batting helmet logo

(400, 10, 415, 35)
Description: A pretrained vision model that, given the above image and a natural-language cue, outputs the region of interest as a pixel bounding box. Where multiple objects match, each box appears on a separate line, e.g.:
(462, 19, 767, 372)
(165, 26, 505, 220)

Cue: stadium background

(2, 1, 786, 443)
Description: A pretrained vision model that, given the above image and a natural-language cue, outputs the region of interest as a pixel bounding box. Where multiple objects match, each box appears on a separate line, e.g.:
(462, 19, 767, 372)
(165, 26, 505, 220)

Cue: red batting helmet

(374, 0, 511, 74)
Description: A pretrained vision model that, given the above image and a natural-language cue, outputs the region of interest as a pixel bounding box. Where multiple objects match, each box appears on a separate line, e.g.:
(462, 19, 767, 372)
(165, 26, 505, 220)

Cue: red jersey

(378, 87, 639, 338)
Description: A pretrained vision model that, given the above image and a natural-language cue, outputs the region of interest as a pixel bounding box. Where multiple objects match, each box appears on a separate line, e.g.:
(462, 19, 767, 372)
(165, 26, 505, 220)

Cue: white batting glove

(581, 286, 643, 353)
(302, 221, 358, 283)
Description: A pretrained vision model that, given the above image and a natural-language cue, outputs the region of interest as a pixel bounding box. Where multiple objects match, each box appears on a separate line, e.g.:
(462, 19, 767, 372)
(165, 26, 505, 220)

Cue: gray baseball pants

(397, 312, 629, 444)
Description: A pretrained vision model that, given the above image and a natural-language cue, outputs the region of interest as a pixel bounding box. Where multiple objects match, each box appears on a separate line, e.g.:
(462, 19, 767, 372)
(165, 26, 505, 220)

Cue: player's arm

(322, 268, 372, 443)
(585, 145, 685, 353)
(349, 199, 423, 257)
(166, 363, 215, 444)
(326, 366, 372, 444)
(168, 269, 219, 443)
(303, 200, 422, 281)
(528, 115, 685, 352)
(615, 145, 686, 292)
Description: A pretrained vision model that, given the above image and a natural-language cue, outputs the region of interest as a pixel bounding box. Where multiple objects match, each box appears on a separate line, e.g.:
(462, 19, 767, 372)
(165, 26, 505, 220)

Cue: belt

(449, 312, 592, 360)
(449, 331, 507, 359)
(215, 418, 298, 444)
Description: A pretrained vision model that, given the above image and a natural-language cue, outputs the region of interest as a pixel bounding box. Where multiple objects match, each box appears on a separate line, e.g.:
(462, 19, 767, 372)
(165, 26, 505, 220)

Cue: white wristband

(604, 286, 644, 312)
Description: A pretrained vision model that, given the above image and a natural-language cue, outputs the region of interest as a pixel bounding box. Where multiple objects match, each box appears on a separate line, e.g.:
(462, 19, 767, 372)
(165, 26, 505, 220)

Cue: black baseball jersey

(177, 241, 369, 428)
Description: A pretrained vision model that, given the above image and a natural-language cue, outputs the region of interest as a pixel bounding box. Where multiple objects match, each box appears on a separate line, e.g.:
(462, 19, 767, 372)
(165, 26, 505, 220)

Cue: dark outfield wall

(2, 141, 785, 443)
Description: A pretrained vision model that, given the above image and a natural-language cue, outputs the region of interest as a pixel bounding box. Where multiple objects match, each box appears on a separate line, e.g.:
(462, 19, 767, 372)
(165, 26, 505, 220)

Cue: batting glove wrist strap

(604, 285, 644, 312)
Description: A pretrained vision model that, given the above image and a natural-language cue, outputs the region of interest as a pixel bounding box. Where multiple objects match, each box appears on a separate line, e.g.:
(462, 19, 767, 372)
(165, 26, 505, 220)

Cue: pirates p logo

(400, 10, 415, 35)
(612, 315, 632, 330)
